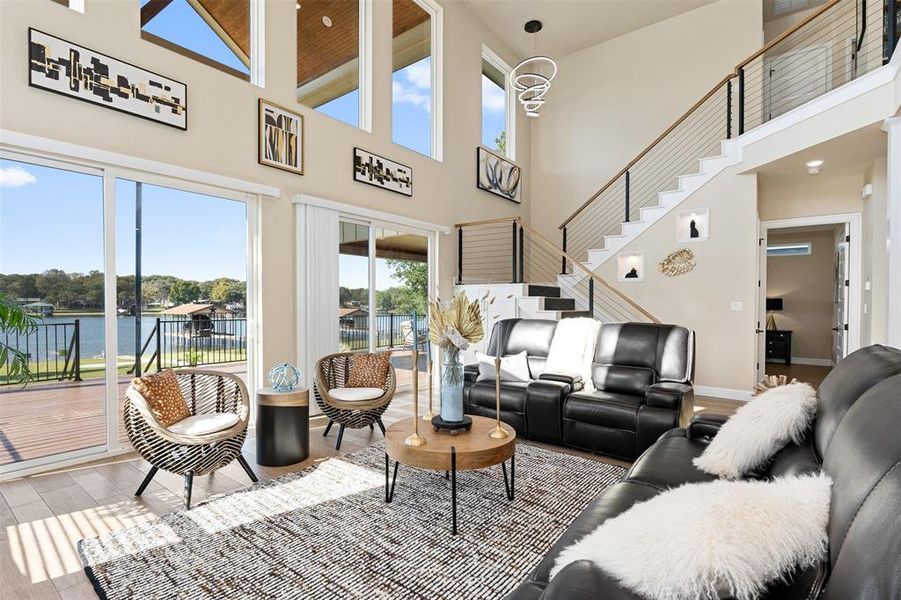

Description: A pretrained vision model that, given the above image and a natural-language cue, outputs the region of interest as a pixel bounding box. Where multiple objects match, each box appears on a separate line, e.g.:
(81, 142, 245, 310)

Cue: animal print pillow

(346, 352, 392, 389)
(132, 369, 191, 426)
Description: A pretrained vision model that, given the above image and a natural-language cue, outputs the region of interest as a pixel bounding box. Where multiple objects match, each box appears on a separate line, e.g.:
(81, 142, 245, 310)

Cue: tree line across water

(0, 270, 246, 310)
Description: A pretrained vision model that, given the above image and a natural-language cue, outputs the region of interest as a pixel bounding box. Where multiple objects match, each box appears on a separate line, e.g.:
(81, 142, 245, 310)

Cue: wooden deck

(0, 362, 427, 468)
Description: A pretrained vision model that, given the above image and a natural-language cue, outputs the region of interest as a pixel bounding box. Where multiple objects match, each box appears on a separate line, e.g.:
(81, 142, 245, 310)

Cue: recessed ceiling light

(296, 3, 300, 9)
(322, 15, 333, 27)
(806, 159, 824, 174)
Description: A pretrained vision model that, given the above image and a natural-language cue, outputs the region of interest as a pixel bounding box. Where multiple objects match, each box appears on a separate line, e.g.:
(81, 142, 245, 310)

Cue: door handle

(832, 327, 841, 332)
(755, 329, 764, 334)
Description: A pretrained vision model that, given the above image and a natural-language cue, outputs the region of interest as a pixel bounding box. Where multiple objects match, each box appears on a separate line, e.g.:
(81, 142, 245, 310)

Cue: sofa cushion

(765, 439, 820, 479)
(488, 318, 557, 358)
(468, 380, 528, 413)
(167, 412, 240, 436)
(564, 392, 642, 431)
(528, 481, 660, 585)
(329, 387, 384, 402)
(591, 365, 654, 396)
(593, 323, 660, 370)
(625, 431, 715, 490)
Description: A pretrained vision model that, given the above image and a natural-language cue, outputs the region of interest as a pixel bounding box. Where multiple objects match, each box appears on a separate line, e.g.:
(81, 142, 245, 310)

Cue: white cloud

(393, 80, 431, 114)
(404, 60, 431, 90)
(482, 76, 506, 114)
(0, 166, 37, 188)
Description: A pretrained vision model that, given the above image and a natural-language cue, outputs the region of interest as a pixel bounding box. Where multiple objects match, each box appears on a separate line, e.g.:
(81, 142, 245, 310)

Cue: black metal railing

(339, 313, 429, 352)
(131, 317, 247, 374)
(455, 217, 659, 324)
(0, 320, 81, 385)
(559, 0, 893, 269)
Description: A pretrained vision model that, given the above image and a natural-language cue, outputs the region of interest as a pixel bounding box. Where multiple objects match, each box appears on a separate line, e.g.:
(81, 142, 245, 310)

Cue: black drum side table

(256, 387, 310, 466)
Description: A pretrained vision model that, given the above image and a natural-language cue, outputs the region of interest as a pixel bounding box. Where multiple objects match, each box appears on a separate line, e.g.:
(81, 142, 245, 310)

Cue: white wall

(0, 0, 530, 371)
(529, 0, 763, 242)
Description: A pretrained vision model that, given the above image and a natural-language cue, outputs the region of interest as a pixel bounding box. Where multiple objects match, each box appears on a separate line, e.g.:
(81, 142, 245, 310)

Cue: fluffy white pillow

(551, 474, 832, 600)
(693, 382, 817, 479)
(475, 351, 531, 382)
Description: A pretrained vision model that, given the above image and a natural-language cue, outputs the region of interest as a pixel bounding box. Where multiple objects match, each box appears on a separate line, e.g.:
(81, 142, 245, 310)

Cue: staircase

(518, 284, 591, 320)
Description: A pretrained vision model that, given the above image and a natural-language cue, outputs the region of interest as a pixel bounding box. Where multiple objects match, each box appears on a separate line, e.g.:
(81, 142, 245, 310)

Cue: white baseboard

(694, 385, 753, 402)
(790, 357, 834, 367)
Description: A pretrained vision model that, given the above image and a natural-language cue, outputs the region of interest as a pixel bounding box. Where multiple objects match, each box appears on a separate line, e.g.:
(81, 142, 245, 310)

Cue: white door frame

(758, 212, 862, 374)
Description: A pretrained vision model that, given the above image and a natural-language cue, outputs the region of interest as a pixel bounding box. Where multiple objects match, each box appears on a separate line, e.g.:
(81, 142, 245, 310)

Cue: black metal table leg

(502, 454, 515, 501)
(385, 453, 399, 502)
(451, 446, 457, 535)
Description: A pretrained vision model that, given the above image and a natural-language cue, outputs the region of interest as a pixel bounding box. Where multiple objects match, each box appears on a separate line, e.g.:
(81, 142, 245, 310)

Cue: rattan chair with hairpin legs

(124, 369, 257, 509)
(314, 352, 396, 451)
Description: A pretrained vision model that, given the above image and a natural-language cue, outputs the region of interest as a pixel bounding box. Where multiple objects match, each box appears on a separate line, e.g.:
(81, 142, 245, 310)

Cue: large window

(297, 0, 365, 128)
(481, 48, 512, 158)
(140, 0, 251, 80)
(392, 0, 439, 158)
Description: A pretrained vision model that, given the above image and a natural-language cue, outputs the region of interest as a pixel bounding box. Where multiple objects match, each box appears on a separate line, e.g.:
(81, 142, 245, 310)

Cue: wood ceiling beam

(140, 0, 174, 27)
(188, 0, 251, 67)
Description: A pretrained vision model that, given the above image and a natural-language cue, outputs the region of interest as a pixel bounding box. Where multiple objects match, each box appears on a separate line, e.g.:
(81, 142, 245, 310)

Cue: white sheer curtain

(296, 202, 339, 407)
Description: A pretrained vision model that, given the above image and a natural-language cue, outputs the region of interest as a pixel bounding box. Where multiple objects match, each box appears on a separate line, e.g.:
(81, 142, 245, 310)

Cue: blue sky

(0, 160, 247, 281)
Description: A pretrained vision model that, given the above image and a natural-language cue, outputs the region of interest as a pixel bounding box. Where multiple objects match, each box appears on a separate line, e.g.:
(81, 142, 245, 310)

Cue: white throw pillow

(475, 351, 531, 382)
(692, 382, 817, 479)
(551, 474, 832, 600)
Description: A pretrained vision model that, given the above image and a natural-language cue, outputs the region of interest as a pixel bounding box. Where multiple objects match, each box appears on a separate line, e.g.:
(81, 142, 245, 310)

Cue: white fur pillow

(693, 382, 817, 479)
(475, 351, 531, 382)
(551, 474, 832, 600)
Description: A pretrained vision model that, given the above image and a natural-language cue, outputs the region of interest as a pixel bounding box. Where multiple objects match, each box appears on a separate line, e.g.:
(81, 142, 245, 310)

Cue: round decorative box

(268, 362, 301, 392)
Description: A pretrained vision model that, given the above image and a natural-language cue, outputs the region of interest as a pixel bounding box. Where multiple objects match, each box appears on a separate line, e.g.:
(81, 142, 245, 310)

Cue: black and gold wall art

(353, 147, 412, 196)
(28, 28, 187, 130)
(477, 147, 521, 203)
(258, 99, 304, 175)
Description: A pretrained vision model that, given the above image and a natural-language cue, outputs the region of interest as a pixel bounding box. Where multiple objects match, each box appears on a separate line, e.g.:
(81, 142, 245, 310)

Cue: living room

(1, 0, 900, 598)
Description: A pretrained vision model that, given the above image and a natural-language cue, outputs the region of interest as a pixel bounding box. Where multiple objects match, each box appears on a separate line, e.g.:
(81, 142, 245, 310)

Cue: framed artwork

(477, 147, 521, 203)
(28, 28, 187, 130)
(258, 99, 304, 175)
(353, 148, 413, 197)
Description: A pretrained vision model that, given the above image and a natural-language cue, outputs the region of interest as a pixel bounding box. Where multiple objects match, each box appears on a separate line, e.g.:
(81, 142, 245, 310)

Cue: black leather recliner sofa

(463, 319, 695, 461)
(503, 344, 901, 600)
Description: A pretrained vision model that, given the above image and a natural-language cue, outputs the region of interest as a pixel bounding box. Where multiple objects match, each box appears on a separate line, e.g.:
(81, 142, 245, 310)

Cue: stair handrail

(558, 0, 844, 231)
(455, 216, 661, 324)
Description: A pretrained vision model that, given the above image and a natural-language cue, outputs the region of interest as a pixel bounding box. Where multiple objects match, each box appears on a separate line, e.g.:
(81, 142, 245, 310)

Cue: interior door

(756, 231, 768, 381)
(832, 224, 849, 364)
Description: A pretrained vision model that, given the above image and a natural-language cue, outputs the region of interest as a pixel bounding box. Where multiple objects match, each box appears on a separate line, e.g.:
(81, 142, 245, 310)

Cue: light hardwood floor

(765, 363, 832, 389)
(0, 391, 738, 599)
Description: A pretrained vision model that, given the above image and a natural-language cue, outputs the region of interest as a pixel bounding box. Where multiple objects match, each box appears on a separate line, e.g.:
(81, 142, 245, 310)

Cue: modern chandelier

(511, 20, 557, 118)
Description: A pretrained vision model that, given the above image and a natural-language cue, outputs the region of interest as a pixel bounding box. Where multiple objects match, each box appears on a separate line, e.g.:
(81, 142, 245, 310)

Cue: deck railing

(0, 320, 81, 385)
(132, 317, 248, 374)
(339, 313, 429, 352)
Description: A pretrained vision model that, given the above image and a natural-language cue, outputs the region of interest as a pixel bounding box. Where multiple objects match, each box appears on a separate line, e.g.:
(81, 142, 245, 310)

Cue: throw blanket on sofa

(544, 317, 601, 393)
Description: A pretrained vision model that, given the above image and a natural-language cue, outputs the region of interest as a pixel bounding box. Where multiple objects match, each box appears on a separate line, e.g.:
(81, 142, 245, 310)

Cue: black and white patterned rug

(79, 443, 625, 599)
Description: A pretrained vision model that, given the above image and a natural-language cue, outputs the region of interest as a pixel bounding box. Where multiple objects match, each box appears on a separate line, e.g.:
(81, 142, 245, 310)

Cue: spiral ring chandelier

(511, 20, 556, 118)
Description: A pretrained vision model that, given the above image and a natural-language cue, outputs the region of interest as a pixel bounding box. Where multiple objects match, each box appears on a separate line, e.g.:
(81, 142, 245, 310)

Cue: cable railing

(559, 0, 896, 270)
(455, 217, 659, 324)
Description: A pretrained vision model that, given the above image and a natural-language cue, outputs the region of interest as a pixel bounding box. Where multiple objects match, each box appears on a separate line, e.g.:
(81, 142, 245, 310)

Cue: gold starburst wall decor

(658, 248, 696, 277)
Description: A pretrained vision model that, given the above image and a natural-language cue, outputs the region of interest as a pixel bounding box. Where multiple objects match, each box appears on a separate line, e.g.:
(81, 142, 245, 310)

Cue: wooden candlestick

(422, 355, 435, 421)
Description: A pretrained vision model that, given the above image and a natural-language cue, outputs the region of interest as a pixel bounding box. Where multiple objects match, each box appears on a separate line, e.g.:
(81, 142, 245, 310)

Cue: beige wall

(0, 0, 530, 371)
(862, 158, 889, 345)
(758, 166, 864, 220)
(596, 167, 760, 393)
(766, 229, 836, 360)
(529, 0, 762, 242)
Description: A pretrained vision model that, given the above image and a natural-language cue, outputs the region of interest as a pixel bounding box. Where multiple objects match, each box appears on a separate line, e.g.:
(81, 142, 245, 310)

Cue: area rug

(79, 443, 625, 599)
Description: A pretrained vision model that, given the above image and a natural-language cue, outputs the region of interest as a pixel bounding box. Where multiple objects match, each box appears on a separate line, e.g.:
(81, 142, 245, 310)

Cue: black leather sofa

(503, 344, 901, 600)
(463, 319, 694, 461)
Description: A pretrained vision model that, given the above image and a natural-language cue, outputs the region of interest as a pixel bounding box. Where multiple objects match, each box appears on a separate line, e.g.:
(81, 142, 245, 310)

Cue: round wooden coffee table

(384, 415, 516, 535)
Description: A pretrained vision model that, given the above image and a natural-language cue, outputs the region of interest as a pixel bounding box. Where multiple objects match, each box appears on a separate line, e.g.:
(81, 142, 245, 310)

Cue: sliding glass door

(0, 156, 109, 471)
(337, 217, 432, 387)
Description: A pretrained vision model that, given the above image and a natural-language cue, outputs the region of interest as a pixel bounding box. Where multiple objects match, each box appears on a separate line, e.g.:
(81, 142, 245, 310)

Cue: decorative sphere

(268, 363, 300, 392)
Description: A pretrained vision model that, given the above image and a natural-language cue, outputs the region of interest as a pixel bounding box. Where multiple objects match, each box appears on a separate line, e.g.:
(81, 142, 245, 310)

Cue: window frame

(391, 0, 443, 161)
(480, 45, 515, 161)
(766, 242, 813, 256)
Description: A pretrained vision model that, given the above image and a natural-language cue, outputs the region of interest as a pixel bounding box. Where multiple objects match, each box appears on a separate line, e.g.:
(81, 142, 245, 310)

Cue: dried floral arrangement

(658, 248, 696, 277)
(428, 292, 485, 353)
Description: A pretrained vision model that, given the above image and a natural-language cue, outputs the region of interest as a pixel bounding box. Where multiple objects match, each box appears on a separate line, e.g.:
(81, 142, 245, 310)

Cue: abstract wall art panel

(28, 28, 187, 130)
(477, 147, 521, 203)
(353, 148, 412, 197)
(258, 99, 305, 175)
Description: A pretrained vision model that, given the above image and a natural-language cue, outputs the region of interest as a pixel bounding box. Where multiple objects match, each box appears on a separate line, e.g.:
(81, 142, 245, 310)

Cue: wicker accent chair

(314, 352, 396, 450)
(124, 369, 258, 509)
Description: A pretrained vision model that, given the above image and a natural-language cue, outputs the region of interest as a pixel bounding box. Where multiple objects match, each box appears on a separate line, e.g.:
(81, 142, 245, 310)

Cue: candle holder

(422, 356, 436, 421)
(489, 356, 510, 439)
(405, 348, 427, 447)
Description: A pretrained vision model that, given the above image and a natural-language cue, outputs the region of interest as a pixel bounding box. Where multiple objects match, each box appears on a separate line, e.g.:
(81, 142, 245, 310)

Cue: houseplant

(428, 292, 483, 423)
(0, 292, 37, 384)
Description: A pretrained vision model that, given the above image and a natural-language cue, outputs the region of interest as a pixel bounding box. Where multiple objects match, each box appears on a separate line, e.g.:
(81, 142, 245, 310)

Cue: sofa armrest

(464, 364, 479, 383)
(538, 372, 583, 391)
(645, 382, 692, 410)
(687, 412, 731, 442)
(540, 561, 645, 600)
